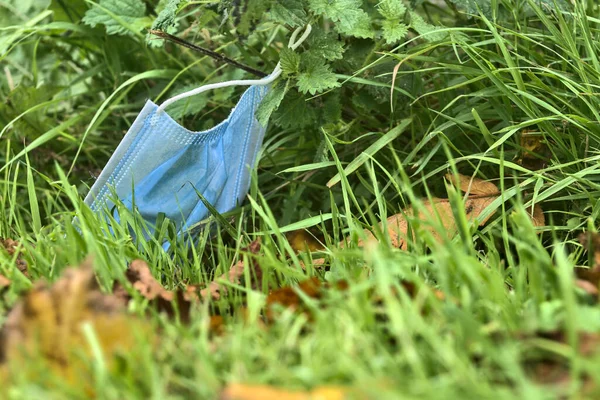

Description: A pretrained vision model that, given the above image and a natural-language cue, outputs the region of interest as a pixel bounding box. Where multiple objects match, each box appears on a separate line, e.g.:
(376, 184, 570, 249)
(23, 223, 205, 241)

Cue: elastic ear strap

(156, 25, 312, 115)
(289, 24, 312, 50)
(156, 72, 282, 114)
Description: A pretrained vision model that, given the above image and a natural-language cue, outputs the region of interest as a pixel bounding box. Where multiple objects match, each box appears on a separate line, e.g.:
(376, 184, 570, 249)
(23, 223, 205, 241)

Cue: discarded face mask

(84, 25, 312, 244)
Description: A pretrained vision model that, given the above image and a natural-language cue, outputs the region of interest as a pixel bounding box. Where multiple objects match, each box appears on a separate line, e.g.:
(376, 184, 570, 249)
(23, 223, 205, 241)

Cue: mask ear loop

(154, 24, 312, 117)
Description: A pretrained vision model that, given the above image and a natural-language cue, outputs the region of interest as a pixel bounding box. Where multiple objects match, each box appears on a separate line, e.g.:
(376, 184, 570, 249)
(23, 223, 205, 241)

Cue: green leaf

(351, 89, 379, 112)
(236, 0, 272, 35)
(82, 0, 148, 36)
(164, 84, 208, 120)
(409, 11, 446, 42)
(147, 0, 182, 46)
(269, 0, 307, 28)
(280, 48, 301, 76)
(151, 0, 182, 31)
(280, 161, 337, 174)
(308, 0, 374, 38)
(307, 31, 345, 61)
(377, 0, 406, 20)
(273, 90, 318, 129)
(322, 92, 342, 124)
(297, 61, 340, 95)
(50, 0, 89, 22)
(382, 20, 408, 44)
(349, 12, 375, 38)
(446, 0, 492, 16)
(533, 0, 571, 12)
(256, 80, 289, 126)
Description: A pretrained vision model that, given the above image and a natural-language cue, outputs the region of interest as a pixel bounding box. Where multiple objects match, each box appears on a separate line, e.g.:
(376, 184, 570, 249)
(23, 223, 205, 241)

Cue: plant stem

(148, 30, 267, 78)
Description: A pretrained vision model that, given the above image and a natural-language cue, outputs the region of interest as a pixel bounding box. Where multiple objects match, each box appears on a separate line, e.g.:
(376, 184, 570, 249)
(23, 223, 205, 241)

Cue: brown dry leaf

(120, 253, 263, 328)
(579, 232, 600, 269)
(200, 239, 262, 300)
(0, 238, 28, 278)
(127, 259, 174, 301)
(517, 131, 550, 171)
(220, 384, 348, 400)
(534, 331, 600, 358)
(354, 173, 546, 250)
(521, 132, 545, 154)
(0, 258, 149, 387)
(298, 174, 543, 269)
(118, 259, 193, 322)
(354, 173, 499, 249)
(444, 173, 500, 196)
(118, 260, 250, 330)
(397, 281, 445, 301)
(287, 230, 325, 253)
(266, 277, 324, 321)
(266, 278, 443, 322)
(530, 204, 545, 227)
(575, 232, 600, 296)
(210, 315, 225, 335)
(0, 274, 10, 289)
(357, 195, 497, 249)
(524, 331, 600, 395)
(575, 279, 599, 297)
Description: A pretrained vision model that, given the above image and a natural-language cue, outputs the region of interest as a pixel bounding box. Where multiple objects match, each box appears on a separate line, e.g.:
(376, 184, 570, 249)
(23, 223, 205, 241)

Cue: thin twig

(149, 30, 267, 78)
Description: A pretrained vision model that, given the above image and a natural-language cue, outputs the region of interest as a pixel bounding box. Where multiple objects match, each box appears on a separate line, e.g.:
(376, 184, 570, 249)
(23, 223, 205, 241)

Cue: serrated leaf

(256, 80, 289, 126)
(146, 0, 182, 46)
(378, 0, 406, 20)
(297, 62, 340, 95)
(308, 0, 374, 38)
(269, 0, 307, 28)
(409, 11, 446, 42)
(382, 21, 408, 44)
(83, 0, 148, 36)
(346, 11, 375, 39)
(534, 0, 571, 12)
(307, 32, 345, 61)
(446, 0, 492, 16)
(280, 48, 301, 76)
(273, 90, 318, 129)
(151, 0, 181, 31)
(308, 0, 360, 19)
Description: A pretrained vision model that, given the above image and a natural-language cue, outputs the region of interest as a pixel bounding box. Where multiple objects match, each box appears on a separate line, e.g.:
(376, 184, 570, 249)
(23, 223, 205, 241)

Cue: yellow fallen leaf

(220, 384, 348, 400)
(517, 131, 550, 170)
(287, 230, 325, 253)
(354, 174, 547, 249)
(358, 194, 497, 249)
(0, 274, 9, 289)
(0, 258, 150, 390)
(444, 173, 500, 196)
(530, 203, 545, 227)
(0, 238, 28, 277)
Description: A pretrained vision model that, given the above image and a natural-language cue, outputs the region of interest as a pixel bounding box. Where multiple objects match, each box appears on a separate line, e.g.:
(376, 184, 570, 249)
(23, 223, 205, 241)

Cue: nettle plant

(81, 0, 568, 134)
(81, 0, 449, 132)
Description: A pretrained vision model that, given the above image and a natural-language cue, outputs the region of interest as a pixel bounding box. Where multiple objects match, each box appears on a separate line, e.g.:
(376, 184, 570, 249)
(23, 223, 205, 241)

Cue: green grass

(2, 0, 600, 398)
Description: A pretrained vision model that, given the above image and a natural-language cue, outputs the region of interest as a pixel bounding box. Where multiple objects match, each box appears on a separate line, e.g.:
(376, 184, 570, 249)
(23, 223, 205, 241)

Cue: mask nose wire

(155, 24, 312, 116)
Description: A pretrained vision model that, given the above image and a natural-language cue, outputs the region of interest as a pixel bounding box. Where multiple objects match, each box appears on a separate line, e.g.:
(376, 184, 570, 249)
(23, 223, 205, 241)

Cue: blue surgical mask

(84, 25, 312, 245)
(85, 84, 268, 238)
